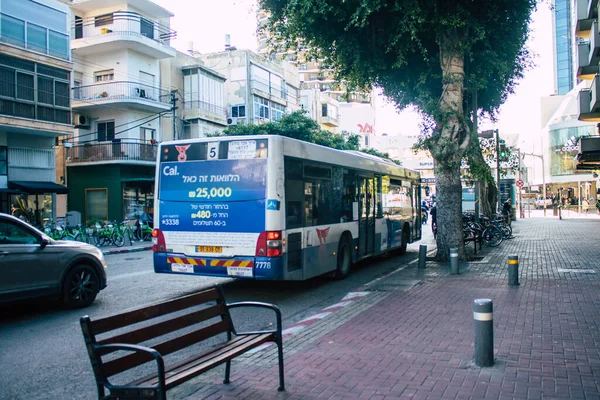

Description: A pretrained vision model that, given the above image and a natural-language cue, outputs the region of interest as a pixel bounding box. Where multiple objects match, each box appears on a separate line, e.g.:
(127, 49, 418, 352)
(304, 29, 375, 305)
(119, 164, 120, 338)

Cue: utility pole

(170, 90, 179, 140)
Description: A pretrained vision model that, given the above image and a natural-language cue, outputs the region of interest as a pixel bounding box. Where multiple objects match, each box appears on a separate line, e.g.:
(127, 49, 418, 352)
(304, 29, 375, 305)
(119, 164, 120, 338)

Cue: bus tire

(334, 235, 352, 279)
(397, 226, 410, 255)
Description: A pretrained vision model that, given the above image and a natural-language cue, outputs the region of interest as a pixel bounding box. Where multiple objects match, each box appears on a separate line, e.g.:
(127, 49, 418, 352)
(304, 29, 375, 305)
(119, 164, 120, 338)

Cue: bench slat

(91, 287, 221, 334)
(133, 334, 274, 389)
(102, 320, 230, 377)
(97, 303, 228, 348)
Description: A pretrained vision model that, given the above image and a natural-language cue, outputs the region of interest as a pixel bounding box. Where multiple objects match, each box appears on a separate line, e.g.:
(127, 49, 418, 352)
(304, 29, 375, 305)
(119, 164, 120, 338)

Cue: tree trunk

(431, 32, 469, 261)
(434, 163, 466, 260)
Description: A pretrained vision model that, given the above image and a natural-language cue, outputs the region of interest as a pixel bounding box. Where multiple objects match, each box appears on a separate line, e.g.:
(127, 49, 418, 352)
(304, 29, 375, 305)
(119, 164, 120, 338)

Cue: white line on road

(109, 270, 153, 281)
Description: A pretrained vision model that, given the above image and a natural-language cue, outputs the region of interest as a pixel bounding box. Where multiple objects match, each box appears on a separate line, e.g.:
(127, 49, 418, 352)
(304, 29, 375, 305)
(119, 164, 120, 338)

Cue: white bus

(152, 135, 422, 280)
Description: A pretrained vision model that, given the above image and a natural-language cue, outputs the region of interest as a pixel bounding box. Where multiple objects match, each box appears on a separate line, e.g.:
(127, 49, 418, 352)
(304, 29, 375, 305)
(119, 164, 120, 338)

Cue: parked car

(535, 196, 553, 208)
(0, 213, 107, 308)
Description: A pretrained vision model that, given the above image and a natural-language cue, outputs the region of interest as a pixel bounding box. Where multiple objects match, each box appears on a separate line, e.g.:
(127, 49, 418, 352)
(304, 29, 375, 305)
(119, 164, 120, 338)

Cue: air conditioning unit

(73, 114, 90, 128)
(227, 117, 238, 126)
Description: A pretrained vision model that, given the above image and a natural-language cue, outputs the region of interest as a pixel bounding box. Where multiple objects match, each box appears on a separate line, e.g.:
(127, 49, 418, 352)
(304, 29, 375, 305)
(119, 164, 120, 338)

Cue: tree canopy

(260, 0, 537, 259)
(217, 110, 396, 161)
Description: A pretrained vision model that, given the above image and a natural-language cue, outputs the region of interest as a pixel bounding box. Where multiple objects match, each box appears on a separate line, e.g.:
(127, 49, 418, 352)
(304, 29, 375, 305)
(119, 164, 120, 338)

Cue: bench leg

(277, 341, 285, 391)
(223, 360, 231, 384)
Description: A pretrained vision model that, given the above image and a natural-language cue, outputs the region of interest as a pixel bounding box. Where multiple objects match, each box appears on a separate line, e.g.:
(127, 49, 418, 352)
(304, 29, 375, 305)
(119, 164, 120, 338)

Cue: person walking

(430, 202, 437, 238)
(502, 198, 512, 226)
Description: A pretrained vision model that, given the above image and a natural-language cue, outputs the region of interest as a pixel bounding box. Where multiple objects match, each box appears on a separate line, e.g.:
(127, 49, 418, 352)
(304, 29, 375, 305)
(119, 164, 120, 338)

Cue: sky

(154, 0, 555, 140)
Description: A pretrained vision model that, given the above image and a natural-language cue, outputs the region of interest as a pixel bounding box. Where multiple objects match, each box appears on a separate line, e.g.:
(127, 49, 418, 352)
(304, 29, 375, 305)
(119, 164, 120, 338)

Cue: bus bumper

(153, 252, 284, 280)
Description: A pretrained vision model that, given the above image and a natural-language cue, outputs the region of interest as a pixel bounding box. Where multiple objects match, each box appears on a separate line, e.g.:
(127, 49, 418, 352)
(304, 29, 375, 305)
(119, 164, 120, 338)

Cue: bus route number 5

(208, 142, 219, 160)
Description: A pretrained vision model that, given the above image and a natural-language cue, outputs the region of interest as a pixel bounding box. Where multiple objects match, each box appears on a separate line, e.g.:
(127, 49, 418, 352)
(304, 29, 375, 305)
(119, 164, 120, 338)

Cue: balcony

(321, 115, 339, 127)
(67, 140, 157, 166)
(576, 0, 598, 37)
(183, 101, 227, 125)
(588, 20, 600, 66)
(72, 81, 171, 112)
(71, 11, 176, 59)
(578, 77, 600, 121)
(577, 43, 600, 79)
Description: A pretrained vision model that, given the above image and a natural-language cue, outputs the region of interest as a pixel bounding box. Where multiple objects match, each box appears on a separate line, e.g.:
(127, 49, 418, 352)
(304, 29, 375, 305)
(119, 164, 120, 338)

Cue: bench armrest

(226, 301, 282, 336)
(94, 343, 166, 390)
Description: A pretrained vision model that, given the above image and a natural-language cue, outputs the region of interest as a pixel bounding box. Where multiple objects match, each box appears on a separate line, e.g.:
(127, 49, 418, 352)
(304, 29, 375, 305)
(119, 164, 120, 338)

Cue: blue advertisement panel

(159, 159, 267, 202)
(158, 159, 267, 233)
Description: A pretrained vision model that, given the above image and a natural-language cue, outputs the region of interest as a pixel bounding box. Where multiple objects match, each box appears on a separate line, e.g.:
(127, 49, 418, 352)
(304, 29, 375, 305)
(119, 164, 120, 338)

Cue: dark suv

(0, 213, 107, 308)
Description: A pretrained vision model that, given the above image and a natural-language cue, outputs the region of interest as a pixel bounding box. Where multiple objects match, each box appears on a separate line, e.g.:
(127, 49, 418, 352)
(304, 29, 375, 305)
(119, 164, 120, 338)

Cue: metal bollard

(474, 299, 494, 367)
(418, 244, 427, 269)
(508, 255, 519, 286)
(450, 248, 459, 274)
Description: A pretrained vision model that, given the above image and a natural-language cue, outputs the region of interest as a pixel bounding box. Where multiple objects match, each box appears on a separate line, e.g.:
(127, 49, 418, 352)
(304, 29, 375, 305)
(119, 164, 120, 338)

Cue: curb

(102, 245, 153, 255)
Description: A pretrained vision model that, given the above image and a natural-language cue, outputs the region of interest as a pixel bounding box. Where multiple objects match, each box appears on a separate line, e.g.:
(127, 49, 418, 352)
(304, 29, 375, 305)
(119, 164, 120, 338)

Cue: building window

(272, 103, 285, 121)
(140, 18, 154, 39)
(0, 14, 25, 47)
(0, 146, 7, 175)
(94, 70, 114, 82)
(97, 121, 115, 142)
(140, 127, 155, 142)
(0, 54, 70, 124)
(254, 96, 269, 120)
(231, 105, 246, 118)
(94, 14, 113, 27)
(86, 189, 108, 221)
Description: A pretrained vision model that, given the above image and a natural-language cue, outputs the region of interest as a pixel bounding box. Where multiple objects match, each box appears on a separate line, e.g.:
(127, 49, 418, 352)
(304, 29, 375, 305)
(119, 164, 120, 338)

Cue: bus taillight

(152, 229, 166, 252)
(256, 231, 283, 257)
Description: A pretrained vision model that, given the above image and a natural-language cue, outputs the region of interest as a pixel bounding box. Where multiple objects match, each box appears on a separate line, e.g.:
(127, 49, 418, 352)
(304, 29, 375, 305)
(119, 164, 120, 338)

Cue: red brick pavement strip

(179, 218, 600, 399)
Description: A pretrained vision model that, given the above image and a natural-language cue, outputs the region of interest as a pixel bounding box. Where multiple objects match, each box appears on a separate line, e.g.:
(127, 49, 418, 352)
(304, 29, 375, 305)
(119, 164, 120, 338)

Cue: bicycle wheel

(482, 226, 503, 247)
(499, 223, 512, 238)
(112, 231, 125, 247)
(93, 232, 105, 247)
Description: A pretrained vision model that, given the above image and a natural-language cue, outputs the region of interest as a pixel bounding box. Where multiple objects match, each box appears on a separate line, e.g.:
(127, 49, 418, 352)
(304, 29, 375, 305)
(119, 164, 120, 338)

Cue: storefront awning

(8, 181, 69, 194)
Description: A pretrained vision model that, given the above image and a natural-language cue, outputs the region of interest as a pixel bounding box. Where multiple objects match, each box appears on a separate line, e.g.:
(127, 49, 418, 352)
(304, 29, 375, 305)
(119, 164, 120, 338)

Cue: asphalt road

(0, 246, 420, 400)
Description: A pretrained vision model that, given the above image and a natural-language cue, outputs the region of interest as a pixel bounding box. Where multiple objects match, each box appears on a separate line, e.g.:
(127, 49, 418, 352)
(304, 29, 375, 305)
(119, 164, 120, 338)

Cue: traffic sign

(516, 179, 524, 188)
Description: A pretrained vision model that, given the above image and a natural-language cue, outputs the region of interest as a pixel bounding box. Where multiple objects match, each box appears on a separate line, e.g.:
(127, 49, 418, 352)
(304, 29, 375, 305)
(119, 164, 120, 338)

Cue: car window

(0, 220, 39, 245)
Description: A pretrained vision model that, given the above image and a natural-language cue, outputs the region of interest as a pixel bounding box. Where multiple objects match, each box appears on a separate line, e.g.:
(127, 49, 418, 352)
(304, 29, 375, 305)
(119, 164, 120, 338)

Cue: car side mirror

(40, 237, 49, 249)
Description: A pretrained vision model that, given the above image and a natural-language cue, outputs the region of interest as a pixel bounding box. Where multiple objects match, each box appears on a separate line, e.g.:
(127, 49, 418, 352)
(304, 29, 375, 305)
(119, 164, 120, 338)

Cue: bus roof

(160, 135, 420, 181)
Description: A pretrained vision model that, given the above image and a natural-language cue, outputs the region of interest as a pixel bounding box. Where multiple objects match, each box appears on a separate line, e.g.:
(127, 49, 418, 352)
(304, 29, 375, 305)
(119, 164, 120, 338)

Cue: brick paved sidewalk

(173, 217, 600, 399)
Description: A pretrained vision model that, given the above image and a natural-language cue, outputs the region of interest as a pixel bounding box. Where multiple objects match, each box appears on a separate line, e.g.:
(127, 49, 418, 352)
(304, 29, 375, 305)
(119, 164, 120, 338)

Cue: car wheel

(334, 235, 352, 279)
(63, 265, 99, 308)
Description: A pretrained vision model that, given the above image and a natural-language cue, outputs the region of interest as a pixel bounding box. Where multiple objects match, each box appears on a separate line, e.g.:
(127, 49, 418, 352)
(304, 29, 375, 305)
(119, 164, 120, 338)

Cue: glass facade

(549, 125, 596, 175)
(554, 0, 574, 95)
(0, 0, 69, 61)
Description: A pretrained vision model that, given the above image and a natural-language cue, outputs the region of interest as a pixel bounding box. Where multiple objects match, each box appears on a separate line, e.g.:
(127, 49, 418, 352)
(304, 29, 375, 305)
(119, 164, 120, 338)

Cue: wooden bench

(80, 285, 284, 399)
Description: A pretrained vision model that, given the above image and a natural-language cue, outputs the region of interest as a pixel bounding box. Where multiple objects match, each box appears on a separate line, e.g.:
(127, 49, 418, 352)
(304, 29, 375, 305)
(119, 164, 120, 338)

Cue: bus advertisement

(152, 135, 422, 281)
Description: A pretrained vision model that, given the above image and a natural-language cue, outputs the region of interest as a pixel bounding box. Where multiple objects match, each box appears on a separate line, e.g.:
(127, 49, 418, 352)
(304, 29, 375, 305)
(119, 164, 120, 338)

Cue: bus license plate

(171, 264, 194, 273)
(227, 267, 253, 277)
(196, 246, 222, 253)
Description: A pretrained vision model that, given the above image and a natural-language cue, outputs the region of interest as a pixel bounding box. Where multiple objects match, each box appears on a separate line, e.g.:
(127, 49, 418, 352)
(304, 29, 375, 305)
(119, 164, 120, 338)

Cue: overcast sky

(154, 0, 555, 141)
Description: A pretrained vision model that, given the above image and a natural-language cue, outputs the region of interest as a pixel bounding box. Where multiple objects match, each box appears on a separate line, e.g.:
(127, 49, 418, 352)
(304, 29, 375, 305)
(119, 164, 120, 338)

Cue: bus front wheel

(334, 236, 352, 279)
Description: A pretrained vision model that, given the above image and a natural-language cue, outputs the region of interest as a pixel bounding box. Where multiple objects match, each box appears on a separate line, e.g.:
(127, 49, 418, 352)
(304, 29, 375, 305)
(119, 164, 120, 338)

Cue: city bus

(152, 135, 422, 280)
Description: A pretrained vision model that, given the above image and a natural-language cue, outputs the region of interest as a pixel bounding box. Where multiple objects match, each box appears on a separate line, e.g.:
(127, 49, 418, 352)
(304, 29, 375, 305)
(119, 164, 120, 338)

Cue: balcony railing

(73, 81, 170, 106)
(72, 11, 176, 43)
(67, 140, 157, 164)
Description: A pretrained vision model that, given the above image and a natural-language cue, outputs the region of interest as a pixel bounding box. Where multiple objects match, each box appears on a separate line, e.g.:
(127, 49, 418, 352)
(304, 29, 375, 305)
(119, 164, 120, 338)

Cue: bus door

(358, 176, 375, 258)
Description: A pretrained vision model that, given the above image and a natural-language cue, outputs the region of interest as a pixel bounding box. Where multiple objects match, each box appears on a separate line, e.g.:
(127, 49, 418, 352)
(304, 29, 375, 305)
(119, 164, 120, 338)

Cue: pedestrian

(430, 202, 437, 238)
(503, 198, 512, 225)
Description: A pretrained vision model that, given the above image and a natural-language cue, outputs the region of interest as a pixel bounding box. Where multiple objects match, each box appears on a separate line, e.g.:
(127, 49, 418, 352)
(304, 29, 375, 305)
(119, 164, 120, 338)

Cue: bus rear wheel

(334, 236, 352, 279)
(397, 227, 409, 255)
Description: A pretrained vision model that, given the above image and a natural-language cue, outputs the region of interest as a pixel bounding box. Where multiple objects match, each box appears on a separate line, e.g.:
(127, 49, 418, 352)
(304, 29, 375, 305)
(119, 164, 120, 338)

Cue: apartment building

(66, 0, 177, 222)
(159, 48, 227, 141)
(0, 0, 72, 225)
(256, 9, 374, 135)
(197, 49, 300, 127)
